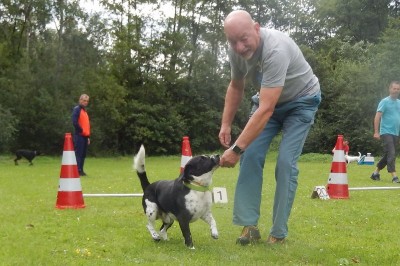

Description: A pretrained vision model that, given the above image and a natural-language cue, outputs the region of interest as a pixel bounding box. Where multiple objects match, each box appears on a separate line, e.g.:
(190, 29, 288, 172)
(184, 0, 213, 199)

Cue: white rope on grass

(349, 186, 400, 191)
(83, 193, 143, 197)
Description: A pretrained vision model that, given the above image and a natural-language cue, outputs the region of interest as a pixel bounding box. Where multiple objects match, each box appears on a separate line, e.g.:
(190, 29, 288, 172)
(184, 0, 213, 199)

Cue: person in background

(332, 138, 350, 155)
(218, 10, 321, 245)
(370, 81, 400, 183)
(72, 94, 91, 176)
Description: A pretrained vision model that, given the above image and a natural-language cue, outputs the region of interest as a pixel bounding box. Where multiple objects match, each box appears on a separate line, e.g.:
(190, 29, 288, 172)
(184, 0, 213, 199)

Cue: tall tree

(316, 0, 390, 43)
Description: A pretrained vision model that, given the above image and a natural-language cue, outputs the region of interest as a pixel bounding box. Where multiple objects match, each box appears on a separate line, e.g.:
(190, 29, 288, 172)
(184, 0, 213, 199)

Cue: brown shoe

(266, 235, 285, 244)
(236, 226, 261, 245)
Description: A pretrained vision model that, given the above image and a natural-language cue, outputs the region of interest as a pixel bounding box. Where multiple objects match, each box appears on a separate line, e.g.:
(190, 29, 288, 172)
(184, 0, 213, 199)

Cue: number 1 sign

(212, 187, 228, 203)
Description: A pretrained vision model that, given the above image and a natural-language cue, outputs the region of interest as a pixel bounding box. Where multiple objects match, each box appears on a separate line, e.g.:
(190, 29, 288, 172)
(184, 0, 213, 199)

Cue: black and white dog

(133, 145, 220, 249)
(14, 149, 41, 165)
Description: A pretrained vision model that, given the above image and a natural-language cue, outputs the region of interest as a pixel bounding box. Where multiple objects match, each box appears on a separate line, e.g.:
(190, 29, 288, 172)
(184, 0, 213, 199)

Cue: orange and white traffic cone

(55, 133, 85, 209)
(326, 135, 349, 199)
(180, 136, 193, 173)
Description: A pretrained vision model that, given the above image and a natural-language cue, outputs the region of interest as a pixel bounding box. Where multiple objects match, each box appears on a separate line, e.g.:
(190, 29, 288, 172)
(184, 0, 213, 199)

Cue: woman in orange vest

(72, 94, 91, 176)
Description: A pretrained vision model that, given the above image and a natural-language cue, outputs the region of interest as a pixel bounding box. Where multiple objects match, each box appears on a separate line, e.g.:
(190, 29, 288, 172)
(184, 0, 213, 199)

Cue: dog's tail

(133, 145, 150, 191)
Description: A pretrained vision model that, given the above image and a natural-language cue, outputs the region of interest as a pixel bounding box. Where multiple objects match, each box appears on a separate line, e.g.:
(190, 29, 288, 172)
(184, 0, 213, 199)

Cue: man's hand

(219, 126, 231, 148)
(219, 149, 240, 167)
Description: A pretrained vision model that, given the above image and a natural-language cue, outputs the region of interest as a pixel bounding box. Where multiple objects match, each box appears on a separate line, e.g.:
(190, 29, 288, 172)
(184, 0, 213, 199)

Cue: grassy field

(1, 152, 400, 265)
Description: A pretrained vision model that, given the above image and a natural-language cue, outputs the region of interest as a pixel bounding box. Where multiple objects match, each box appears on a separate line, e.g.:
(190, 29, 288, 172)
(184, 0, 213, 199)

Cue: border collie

(133, 145, 220, 249)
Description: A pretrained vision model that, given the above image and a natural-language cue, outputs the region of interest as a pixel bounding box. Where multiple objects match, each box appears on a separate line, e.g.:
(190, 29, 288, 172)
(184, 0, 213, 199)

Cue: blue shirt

(377, 96, 400, 136)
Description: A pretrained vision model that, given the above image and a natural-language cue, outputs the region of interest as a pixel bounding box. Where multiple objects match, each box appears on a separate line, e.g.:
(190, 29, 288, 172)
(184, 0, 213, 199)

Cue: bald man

(218, 10, 321, 244)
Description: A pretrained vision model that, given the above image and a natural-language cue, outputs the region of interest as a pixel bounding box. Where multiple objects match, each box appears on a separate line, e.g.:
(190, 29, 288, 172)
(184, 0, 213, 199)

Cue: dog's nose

(212, 155, 220, 164)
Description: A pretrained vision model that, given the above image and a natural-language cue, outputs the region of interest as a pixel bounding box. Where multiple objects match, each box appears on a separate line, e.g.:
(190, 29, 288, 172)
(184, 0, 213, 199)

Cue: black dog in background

(14, 150, 41, 165)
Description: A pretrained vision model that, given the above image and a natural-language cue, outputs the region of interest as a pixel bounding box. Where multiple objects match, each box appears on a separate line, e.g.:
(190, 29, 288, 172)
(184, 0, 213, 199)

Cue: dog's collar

(183, 181, 210, 192)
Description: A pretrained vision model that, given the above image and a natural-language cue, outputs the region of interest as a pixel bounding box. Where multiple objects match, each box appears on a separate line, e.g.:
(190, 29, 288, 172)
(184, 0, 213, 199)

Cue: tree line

(1, 0, 400, 156)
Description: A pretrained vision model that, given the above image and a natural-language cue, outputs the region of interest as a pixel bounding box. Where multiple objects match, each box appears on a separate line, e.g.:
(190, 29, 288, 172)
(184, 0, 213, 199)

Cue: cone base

(56, 204, 85, 209)
(56, 191, 85, 209)
(327, 184, 349, 199)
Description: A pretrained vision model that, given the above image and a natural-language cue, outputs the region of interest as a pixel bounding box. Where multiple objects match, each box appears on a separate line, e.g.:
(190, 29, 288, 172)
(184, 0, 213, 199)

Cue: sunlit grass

(1, 152, 400, 265)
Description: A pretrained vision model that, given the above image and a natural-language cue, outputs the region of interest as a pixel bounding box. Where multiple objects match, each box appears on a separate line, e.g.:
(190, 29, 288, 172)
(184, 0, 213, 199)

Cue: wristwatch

(230, 143, 244, 155)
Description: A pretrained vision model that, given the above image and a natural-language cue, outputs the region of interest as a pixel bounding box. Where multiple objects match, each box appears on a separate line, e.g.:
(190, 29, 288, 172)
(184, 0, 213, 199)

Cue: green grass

(1, 152, 400, 265)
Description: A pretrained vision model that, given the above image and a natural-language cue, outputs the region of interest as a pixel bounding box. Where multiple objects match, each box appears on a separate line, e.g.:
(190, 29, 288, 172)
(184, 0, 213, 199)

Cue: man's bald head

(224, 10, 254, 28)
(224, 10, 260, 60)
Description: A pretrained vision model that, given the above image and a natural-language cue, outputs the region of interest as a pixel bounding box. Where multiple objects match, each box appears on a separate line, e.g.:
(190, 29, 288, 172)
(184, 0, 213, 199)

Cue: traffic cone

(326, 135, 349, 199)
(55, 133, 85, 209)
(180, 136, 193, 173)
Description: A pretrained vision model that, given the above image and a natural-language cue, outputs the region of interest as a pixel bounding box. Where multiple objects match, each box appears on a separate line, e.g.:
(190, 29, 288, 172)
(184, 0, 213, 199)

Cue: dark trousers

(377, 134, 398, 173)
(74, 134, 88, 173)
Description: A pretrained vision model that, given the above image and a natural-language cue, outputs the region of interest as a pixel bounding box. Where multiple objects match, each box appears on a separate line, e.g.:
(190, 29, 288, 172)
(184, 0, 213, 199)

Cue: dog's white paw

(151, 232, 161, 241)
(211, 230, 219, 239)
(203, 216, 218, 239)
(147, 224, 161, 241)
(159, 230, 168, 240)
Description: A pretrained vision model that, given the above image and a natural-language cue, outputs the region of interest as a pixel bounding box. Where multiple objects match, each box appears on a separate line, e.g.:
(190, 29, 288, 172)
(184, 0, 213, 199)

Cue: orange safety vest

(78, 108, 90, 137)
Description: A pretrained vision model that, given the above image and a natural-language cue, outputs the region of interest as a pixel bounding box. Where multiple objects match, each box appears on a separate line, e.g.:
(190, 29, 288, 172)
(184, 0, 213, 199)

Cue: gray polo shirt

(229, 28, 319, 104)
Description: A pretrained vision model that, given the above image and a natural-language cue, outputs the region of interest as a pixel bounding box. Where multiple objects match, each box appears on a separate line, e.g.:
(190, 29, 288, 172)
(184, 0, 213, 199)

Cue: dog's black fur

(14, 149, 41, 165)
(134, 145, 220, 249)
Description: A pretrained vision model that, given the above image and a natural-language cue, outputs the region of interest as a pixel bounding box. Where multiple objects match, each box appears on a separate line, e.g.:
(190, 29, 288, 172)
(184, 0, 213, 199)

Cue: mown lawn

(1, 152, 400, 265)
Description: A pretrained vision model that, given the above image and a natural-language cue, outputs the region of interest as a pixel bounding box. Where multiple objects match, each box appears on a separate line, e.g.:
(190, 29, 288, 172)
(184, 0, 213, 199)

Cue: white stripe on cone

(328, 173, 348, 184)
(180, 155, 192, 168)
(58, 178, 83, 191)
(333, 150, 346, 162)
(62, 151, 78, 165)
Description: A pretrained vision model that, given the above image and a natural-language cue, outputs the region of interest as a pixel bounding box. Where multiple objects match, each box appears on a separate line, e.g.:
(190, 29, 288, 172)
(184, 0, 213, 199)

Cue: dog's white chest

(185, 191, 212, 221)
